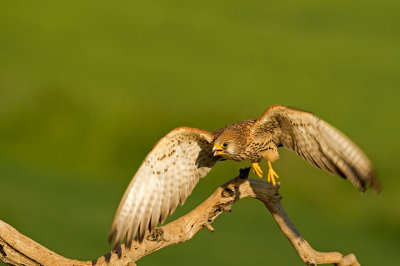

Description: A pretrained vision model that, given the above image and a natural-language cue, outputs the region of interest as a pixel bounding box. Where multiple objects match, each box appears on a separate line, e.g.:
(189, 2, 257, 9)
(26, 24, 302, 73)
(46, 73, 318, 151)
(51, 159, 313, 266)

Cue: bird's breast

(244, 141, 271, 161)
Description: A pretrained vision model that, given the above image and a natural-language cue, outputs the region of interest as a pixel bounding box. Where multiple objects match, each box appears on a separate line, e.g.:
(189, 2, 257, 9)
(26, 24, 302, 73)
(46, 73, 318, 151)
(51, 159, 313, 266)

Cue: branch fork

(0, 168, 360, 265)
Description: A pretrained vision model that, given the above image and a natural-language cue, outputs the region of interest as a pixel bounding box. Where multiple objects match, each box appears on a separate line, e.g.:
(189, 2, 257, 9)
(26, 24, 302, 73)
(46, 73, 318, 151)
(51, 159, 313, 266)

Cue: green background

(1, 1, 399, 265)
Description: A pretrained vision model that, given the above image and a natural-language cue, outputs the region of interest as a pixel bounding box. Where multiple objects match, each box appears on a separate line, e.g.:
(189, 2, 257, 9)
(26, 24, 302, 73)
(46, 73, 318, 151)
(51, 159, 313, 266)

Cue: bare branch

(0, 168, 360, 266)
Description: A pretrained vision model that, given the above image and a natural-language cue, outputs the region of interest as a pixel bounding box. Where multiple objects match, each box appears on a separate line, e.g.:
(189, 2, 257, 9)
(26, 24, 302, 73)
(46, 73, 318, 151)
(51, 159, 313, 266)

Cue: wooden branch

(0, 168, 360, 266)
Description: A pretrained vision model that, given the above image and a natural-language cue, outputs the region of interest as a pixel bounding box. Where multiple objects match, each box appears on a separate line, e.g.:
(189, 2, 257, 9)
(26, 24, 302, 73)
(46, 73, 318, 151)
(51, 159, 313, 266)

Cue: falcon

(109, 105, 380, 248)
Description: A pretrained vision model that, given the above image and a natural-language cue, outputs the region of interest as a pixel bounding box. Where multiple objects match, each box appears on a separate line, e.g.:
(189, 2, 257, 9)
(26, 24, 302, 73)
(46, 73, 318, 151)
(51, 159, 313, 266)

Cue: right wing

(252, 105, 380, 192)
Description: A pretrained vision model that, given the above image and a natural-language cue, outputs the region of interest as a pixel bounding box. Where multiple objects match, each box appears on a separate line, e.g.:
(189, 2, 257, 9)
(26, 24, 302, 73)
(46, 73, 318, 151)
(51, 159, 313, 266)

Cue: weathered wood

(0, 168, 360, 265)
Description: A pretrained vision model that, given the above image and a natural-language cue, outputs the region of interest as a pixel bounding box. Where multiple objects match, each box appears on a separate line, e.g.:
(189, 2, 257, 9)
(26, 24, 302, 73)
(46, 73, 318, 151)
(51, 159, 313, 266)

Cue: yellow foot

(267, 161, 279, 186)
(252, 162, 263, 178)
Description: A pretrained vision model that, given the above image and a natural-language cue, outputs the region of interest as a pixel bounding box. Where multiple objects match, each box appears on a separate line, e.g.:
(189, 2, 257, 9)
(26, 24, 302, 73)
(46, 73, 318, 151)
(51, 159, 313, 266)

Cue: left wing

(109, 127, 219, 248)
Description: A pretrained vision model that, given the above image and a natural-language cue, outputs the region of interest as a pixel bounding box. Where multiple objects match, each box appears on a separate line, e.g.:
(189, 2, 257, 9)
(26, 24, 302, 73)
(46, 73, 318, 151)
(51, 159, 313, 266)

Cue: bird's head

(212, 128, 243, 160)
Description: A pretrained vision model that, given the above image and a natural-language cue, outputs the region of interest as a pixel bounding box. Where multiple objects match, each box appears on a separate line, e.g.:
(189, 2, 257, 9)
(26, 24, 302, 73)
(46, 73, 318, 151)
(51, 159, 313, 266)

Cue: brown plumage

(109, 105, 380, 249)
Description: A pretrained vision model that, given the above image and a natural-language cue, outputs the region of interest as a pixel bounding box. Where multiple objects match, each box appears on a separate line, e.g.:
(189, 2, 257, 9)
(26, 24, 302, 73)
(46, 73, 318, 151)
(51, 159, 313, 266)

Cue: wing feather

(252, 105, 380, 192)
(109, 127, 218, 248)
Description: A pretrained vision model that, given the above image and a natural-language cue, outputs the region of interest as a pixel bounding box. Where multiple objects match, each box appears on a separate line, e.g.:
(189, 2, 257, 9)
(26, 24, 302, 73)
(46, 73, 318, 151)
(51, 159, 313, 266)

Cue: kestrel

(109, 105, 380, 248)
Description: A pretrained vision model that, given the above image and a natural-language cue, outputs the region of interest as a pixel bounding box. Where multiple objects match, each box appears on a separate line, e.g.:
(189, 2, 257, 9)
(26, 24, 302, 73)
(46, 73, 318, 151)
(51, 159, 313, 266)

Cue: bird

(108, 104, 380, 248)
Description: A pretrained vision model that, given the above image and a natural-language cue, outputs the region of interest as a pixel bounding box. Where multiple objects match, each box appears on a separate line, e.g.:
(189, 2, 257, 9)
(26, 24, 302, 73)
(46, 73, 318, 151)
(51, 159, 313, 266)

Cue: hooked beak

(212, 144, 223, 156)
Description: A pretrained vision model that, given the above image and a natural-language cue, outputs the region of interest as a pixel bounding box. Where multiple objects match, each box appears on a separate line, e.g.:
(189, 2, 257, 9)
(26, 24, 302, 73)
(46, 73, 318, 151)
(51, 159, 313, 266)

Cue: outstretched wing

(251, 105, 380, 192)
(109, 127, 218, 248)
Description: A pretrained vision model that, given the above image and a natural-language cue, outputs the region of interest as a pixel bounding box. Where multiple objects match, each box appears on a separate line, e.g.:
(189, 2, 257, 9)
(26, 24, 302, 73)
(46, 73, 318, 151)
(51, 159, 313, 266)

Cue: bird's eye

(222, 143, 228, 148)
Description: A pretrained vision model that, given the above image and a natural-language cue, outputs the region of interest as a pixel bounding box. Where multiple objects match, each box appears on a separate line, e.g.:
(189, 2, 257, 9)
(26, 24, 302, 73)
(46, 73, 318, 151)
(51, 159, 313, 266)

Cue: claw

(252, 162, 263, 178)
(267, 161, 279, 186)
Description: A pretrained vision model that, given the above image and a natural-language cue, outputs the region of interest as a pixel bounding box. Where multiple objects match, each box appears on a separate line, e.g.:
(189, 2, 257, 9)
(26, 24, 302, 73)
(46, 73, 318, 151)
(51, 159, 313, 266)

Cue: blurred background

(0, 0, 399, 265)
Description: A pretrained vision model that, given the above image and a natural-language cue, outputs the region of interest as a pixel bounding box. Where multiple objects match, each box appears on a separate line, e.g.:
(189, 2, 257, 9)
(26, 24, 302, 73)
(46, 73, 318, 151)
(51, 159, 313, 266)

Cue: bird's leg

(267, 161, 279, 186)
(252, 162, 263, 178)
(259, 145, 280, 186)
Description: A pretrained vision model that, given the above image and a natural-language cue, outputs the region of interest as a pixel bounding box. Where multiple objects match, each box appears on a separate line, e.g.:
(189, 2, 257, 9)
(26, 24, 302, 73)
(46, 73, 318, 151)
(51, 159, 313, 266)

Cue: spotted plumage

(109, 105, 380, 248)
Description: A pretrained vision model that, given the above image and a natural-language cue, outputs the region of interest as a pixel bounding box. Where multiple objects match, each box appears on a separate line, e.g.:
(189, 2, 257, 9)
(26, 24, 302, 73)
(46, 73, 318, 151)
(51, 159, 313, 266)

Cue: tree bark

(0, 168, 360, 266)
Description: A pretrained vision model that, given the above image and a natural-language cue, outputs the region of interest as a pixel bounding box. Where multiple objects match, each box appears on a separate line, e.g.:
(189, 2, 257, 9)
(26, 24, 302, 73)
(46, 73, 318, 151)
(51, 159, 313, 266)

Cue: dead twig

(0, 168, 360, 266)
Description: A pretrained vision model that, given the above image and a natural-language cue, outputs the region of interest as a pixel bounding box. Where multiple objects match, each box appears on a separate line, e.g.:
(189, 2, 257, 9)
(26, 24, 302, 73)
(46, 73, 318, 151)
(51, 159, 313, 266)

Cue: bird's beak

(212, 144, 223, 156)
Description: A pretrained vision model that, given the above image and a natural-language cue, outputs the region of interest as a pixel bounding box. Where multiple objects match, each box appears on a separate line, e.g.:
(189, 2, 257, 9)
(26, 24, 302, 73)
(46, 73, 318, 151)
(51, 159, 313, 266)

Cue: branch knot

(146, 228, 165, 242)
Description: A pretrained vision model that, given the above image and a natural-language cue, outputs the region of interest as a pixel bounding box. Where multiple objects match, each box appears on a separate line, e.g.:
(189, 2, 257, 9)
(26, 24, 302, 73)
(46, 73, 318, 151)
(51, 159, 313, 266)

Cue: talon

(251, 162, 263, 178)
(267, 161, 279, 186)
